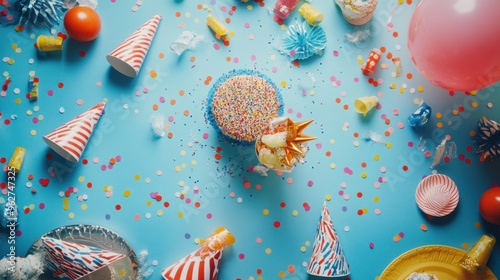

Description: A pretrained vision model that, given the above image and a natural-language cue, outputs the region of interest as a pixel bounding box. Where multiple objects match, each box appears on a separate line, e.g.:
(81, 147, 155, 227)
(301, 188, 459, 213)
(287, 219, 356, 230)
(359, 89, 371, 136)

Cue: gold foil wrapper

(8, 146, 26, 173)
(459, 234, 496, 273)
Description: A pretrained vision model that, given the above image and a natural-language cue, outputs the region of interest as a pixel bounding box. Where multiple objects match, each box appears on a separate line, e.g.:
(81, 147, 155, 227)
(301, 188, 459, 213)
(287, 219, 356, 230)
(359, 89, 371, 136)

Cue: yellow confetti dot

(280, 81, 286, 87)
(390, 83, 397, 89)
(362, 208, 369, 214)
(29, 204, 35, 210)
(393, 235, 401, 242)
(373, 154, 380, 161)
(11, 44, 17, 50)
(462, 243, 469, 250)
(134, 174, 140, 180)
(435, 112, 442, 119)
(181, 163, 187, 168)
(330, 163, 336, 169)
(78, 176, 85, 182)
(292, 210, 298, 216)
(325, 194, 332, 201)
(26, 110, 33, 116)
(398, 0, 404, 3)
(150, 71, 157, 78)
(329, 139, 335, 144)
(471, 90, 477, 95)
(452, 109, 458, 115)
(157, 209, 163, 216)
(436, 122, 443, 128)
(124, 190, 131, 197)
(30, 130, 36, 136)
(263, 209, 269, 215)
(385, 142, 392, 149)
(179, 180, 185, 187)
(63, 198, 70, 204)
(265, 248, 272, 254)
(354, 141, 360, 147)
(278, 271, 286, 278)
(300, 246, 306, 252)
(399, 87, 405, 93)
(305, 240, 310, 246)
(471, 101, 478, 108)
(191, 160, 197, 165)
(15, 98, 21, 104)
(373, 196, 380, 202)
(81, 204, 88, 210)
(417, 85, 424, 92)
(119, 269, 126, 276)
(8, 58, 14, 65)
(361, 172, 367, 178)
(180, 150, 186, 156)
(146, 201, 152, 206)
(177, 212, 184, 218)
(175, 166, 181, 172)
(69, 212, 75, 219)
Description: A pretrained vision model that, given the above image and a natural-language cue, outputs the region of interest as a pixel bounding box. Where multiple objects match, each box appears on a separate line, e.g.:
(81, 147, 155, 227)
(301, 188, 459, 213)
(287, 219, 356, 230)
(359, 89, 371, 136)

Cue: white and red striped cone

(162, 227, 235, 280)
(307, 201, 350, 277)
(106, 14, 162, 77)
(43, 102, 105, 163)
(42, 236, 125, 280)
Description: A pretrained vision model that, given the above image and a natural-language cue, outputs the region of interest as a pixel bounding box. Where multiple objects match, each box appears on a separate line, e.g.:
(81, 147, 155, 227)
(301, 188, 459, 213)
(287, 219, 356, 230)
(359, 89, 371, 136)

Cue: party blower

(162, 227, 235, 280)
(354, 96, 378, 116)
(106, 14, 162, 78)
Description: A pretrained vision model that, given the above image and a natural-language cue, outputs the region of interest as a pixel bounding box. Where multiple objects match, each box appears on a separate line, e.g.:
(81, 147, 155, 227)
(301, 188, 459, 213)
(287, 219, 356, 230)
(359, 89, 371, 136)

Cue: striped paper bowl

(416, 174, 459, 217)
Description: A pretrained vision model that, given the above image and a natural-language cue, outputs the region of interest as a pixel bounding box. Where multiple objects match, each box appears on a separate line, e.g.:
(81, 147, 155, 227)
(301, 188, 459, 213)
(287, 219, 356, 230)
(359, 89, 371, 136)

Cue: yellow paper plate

(379, 245, 497, 280)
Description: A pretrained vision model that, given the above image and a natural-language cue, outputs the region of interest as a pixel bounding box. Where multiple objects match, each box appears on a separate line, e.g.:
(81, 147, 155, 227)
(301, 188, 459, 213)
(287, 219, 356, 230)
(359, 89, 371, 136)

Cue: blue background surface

(1, 0, 500, 279)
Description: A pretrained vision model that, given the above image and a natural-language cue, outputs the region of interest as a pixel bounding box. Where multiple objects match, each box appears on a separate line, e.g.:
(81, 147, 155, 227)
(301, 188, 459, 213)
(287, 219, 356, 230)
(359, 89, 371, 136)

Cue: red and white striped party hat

(42, 236, 125, 280)
(106, 14, 162, 77)
(307, 201, 350, 277)
(43, 102, 105, 163)
(162, 227, 235, 280)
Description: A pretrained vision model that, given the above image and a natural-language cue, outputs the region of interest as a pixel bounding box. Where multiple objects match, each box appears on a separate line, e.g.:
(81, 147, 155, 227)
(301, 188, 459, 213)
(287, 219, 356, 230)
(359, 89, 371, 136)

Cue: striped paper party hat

(307, 201, 350, 277)
(162, 227, 235, 280)
(106, 14, 162, 77)
(42, 236, 125, 280)
(43, 102, 105, 163)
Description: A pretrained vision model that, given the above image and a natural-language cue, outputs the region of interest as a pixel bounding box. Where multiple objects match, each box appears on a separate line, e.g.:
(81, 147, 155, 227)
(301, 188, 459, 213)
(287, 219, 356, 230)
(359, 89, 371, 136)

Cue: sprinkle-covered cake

(206, 69, 283, 144)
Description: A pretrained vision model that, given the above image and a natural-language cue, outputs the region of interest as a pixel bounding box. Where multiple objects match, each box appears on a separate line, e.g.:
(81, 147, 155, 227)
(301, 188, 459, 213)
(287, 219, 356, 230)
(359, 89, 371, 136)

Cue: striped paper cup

(106, 14, 162, 77)
(307, 201, 350, 277)
(416, 174, 459, 217)
(42, 236, 125, 280)
(43, 102, 105, 163)
(161, 247, 222, 280)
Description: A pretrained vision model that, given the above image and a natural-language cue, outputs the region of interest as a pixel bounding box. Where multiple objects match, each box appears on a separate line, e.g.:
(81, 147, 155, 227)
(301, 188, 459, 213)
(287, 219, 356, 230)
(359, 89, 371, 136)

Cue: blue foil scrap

(16, 0, 66, 28)
(408, 101, 432, 127)
(281, 21, 327, 60)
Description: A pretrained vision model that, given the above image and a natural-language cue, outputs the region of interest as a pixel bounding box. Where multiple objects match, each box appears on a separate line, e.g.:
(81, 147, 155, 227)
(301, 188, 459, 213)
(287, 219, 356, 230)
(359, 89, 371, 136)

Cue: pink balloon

(408, 0, 500, 91)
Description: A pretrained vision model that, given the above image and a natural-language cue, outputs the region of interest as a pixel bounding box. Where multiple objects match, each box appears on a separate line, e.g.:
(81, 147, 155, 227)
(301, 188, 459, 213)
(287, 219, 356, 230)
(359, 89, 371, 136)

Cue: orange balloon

(64, 6, 101, 42)
(479, 187, 500, 225)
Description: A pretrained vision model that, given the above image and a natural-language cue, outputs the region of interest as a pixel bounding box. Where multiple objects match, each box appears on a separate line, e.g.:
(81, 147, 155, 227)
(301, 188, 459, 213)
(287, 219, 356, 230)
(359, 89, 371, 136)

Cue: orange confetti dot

(194, 202, 201, 208)
(385, 119, 391, 124)
(225, 17, 231, 24)
(386, 52, 393, 59)
(170, 99, 176, 105)
(343, 104, 349, 110)
(325, 151, 331, 157)
(110, 158, 116, 164)
(353, 132, 359, 138)
(384, 131, 391, 137)
(179, 89, 185, 96)
(167, 132, 173, 138)
(197, 4, 203, 9)
(152, 104, 159, 110)
(190, 56, 196, 62)
(407, 0, 412, 4)
(406, 73, 413, 79)
(175, 11, 181, 17)
(183, 110, 189, 116)
(223, 39, 230, 47)
(420, 224, 428, 231)
(335, 98, 341, 103)
(226, 56, 231, 62)
(361, 162, 367, 168)
(159, 52, 165, 59)
(28, 174, 34, 180)
(215, 153, 222, 160)
(393, 31, 399, 37)
(380, 46, 386, 53)
(292, 60, 300, 67)
(156, 195, 162, 201)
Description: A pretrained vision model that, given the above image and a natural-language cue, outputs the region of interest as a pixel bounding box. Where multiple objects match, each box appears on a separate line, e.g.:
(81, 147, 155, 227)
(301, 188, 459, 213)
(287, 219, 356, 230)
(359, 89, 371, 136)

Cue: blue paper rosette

(281, 21, 327, 60)
(474, 117, 500, 160)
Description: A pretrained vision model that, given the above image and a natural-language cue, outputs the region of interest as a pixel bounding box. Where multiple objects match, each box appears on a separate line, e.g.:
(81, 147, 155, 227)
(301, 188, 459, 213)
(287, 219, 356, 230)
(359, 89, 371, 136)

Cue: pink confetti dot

(101, 165, 107, 171)
(303, 202, 310, 211)
(186, 198, 192, 204)
(399, 232, 405, 237)
(244, 22, 250, 28)
(233, 57, 239, 63)
(47, 89, 54, 96)
(32, 117, 38, 124)
(272, 66, 278, 73)
(39, 203, 45, 209)
(381, 113, 387, 120)
(207, 213, 213, 219)
(107, 164, 113, 169)
(354, 77, 359, 82)
(333, 50, 339, 56)
(239, 253, 245, 259)
(134, 214, 140, 221)
(315, 143, 322, 149)
(339, 190, 344, 195)
(221, 6, 227, 12)
(330, 76, 336, 82)
(202, 132, 209, 139)
(159, 96, 165, 103)
(143, 88, 149, 93)
(369, 242, 375, 249)
(408, 141, 414, 147)
(251, 54, 256, 61)
(307, 180, 313, 187)
(398, 122, 404, 128)
(229, 192, 235, 198)
(296, 112, 302, 118)
(213, 43, 221, 50)
(168, 116, 174, 122)
(287, 108, 294, 114)
(256, 237, 262, 244)
(115, 155, 122, 162)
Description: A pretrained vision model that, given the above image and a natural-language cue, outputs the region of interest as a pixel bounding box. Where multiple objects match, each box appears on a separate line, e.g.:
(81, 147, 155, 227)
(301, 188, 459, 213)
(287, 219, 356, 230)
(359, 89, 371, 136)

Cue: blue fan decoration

(281, 21, 327, 60)
(16, 0, 66, 28)
(474, 117, 500, 160)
